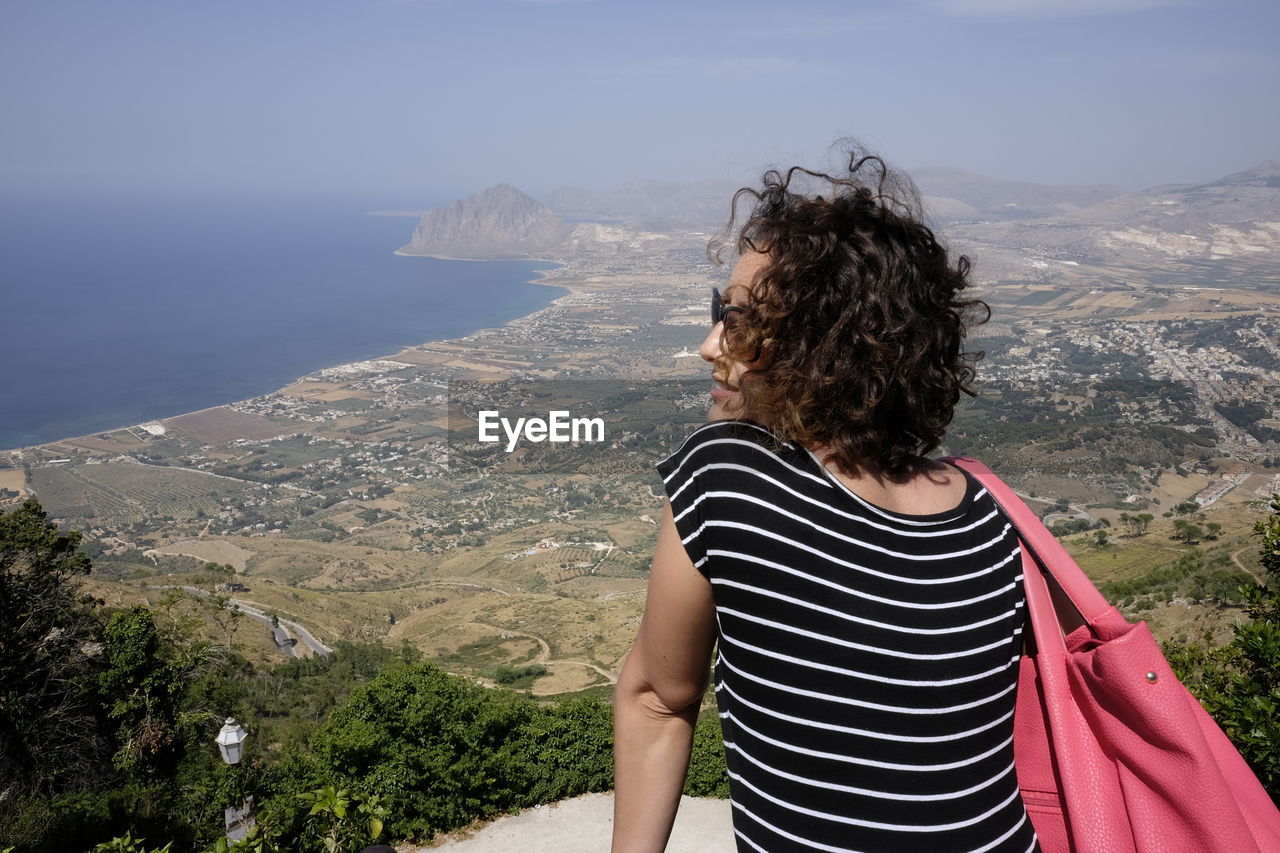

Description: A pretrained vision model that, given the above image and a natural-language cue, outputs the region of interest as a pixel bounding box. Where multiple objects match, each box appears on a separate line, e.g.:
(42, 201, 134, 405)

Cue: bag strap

(945, 456, 1114, 629)
(1017, 538, 1066, 655)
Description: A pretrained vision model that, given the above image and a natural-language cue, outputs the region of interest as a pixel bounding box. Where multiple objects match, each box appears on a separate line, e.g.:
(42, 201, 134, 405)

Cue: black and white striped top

(657, 420, 1039, 853)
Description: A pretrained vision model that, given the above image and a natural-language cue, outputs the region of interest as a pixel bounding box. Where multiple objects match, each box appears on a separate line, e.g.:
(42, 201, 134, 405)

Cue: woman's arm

(612, 500, 718, 853)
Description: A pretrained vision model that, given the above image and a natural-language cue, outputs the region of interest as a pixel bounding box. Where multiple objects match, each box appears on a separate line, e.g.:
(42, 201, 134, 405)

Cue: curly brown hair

(710, 147, 989, 477)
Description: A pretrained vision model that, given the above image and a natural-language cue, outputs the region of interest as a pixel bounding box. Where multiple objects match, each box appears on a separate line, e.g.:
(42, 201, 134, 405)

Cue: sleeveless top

(656, 420, 1040, 853)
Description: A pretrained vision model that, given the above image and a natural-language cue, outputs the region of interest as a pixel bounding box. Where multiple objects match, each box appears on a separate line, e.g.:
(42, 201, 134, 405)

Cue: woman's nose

(699, 323, 722, 364)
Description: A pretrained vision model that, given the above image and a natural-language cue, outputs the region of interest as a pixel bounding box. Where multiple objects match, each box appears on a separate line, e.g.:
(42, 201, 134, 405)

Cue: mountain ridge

(948, 161, 1280, 263)
(399, 162, 1280, 263)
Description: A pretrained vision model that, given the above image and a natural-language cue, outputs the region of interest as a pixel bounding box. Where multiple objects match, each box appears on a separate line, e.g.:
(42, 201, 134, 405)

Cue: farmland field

(0, 468, 26, 498)
(30, 461, 257, 524)
(165, 406, 295, 444)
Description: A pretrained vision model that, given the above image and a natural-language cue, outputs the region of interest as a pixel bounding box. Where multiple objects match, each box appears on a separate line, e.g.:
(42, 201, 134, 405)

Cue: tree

(1172, 521, 1203, 544)
(1243, 496, 1280, 624)
(99, 607, 197, 778)
(160, 586, 243, 651)
(1213, 495, 1280, 796)
(1170, 495, 1280, 800)
(1, 501, 269, 853)
(202, 562, 235, 587)
(0, 499, 105, 799)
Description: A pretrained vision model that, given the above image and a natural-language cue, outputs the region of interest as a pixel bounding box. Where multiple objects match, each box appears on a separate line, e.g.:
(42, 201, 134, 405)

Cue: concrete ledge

(403, 792, 734, 852)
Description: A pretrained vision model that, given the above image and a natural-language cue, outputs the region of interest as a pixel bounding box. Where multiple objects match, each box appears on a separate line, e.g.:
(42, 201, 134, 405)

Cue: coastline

(393, 249, 562, 264)
(1, 257, 571, 456)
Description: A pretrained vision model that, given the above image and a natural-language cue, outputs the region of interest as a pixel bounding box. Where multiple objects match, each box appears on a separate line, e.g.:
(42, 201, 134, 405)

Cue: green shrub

(683, 715, 729, 798)
(304, 663, 615, 840)
(488, 664, 549, 687)
(89, 833, 172, 853)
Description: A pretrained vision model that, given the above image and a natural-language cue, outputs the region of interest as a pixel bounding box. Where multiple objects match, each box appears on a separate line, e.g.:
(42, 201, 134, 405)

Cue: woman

(612, 150, 1038, 852)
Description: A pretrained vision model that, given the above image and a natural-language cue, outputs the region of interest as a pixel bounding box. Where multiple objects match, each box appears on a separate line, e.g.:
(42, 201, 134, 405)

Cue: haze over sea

(0, 190, 562, 451)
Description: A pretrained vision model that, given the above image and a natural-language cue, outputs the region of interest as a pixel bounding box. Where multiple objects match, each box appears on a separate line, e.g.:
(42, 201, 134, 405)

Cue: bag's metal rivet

(1145, 671, 1158, 684)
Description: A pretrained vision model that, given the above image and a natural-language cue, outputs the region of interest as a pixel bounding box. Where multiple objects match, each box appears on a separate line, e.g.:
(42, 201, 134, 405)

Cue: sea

(0, 190, 564, 451)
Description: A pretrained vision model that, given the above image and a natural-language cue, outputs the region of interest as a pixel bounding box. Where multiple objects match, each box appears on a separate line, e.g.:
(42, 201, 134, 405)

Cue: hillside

(910, 166, 1126, 218)
(949, 161, 1280, 265)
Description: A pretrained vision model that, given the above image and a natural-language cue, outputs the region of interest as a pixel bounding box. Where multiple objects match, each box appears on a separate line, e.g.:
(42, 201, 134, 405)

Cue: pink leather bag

(950, 457, 1280, 853)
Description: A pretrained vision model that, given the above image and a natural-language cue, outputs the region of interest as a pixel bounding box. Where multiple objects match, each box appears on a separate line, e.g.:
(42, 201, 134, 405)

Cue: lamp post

(215, 718, 254, 840)
(215, 717, 248, 765)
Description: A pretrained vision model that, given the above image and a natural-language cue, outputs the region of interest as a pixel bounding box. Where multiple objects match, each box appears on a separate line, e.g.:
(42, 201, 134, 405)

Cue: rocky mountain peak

(473, 182, 538, 206)
(398, 184, 573, 260)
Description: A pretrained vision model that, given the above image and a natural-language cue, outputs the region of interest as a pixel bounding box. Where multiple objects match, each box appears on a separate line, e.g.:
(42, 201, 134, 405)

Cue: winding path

(474, 620, 617, 691)
(1230, 546, 1264, 582)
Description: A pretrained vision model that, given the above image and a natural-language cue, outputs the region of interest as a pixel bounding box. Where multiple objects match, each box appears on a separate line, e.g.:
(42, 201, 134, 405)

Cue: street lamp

(216, 718, 255, 840)
(215, 717, 248, 765)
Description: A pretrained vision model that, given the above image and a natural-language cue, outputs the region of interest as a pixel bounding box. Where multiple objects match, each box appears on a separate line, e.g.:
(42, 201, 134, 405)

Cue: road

(231, 598, 334, 657)
(239, 603, 296, 658)
(157, 585, 333, 657)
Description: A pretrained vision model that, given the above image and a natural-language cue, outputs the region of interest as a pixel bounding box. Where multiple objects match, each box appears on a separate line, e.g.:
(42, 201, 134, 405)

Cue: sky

(2, 0, 1278, 201)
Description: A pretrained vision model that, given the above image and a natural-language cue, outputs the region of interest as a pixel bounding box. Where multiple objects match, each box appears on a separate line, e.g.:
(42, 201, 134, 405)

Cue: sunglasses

(711, 287, 747, 326)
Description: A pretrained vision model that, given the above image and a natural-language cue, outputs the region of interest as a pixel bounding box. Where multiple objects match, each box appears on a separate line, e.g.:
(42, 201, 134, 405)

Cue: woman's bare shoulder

(818, 455, 970, 516)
